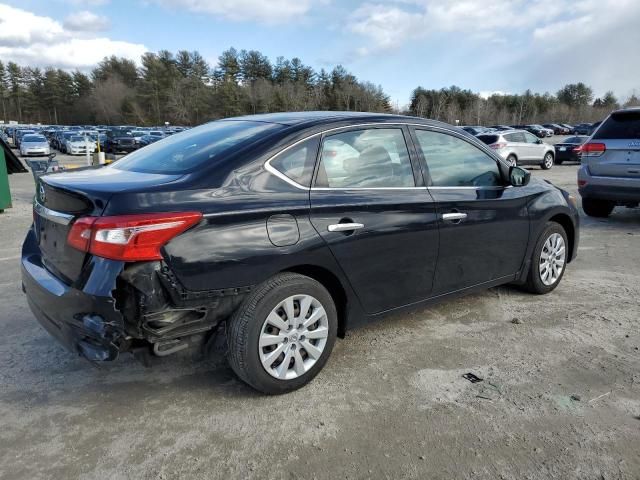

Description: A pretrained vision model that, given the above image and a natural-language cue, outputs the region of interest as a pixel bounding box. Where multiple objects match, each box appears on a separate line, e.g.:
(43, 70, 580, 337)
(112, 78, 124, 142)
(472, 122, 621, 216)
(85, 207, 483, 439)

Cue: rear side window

(414, 130, 501, 187)
(112, 121, 283, 174)
(477, 135, 499, 145)
(316, 129, 415, 188)
(594, 111, 640, 139)
(504, 132, 524, 142)
(270, 137, 319, 187)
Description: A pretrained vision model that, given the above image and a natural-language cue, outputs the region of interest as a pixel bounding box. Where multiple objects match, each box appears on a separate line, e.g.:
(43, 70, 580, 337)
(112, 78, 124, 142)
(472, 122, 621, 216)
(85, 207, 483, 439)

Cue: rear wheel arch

(283, 265, 348, 338)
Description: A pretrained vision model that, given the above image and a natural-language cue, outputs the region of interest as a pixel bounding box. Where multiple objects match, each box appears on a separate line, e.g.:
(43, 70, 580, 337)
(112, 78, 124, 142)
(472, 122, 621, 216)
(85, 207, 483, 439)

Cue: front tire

(523, 222, 568, 294)
(227, 273, 338, 394)
(541, 152, 554, 170)
(582, 198, 614, 218)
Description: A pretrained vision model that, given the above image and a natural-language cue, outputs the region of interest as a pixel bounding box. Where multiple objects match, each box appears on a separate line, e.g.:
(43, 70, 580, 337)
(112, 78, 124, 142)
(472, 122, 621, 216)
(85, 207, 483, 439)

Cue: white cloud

(63, 11, 111, 31)
(150, 0, 324, 24)
(349, 4, 424, 54)
(0, 3, 146, 69)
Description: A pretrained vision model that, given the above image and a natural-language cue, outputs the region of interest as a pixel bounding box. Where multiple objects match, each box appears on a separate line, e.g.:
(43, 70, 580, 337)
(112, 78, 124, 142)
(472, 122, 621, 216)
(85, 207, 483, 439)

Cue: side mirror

(509, 166, 530, 187)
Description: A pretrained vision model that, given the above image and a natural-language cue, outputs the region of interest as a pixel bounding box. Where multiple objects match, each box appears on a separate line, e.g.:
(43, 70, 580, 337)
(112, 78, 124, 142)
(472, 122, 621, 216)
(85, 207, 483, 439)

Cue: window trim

(265, 135, 320, 188)
(409, 126, 508, 189)
(264, 122, 508, 191)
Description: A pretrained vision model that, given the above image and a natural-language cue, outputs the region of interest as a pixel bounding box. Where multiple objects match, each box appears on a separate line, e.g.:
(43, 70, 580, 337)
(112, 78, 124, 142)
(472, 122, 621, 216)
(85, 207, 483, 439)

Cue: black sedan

(554, 136, 588, 164)
(22, 112, 579, 394)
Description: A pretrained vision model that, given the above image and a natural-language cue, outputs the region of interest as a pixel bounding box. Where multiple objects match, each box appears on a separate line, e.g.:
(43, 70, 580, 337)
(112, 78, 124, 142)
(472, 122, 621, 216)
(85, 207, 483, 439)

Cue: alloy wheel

(544, 153, 554, 169)
(539, 233, 566, 286)
(259, 294, 329, 380)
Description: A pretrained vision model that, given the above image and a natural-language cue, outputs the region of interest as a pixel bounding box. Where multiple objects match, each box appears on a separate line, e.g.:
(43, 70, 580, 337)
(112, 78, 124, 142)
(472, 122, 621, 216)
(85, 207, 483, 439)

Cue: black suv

(22, 112, 580, 394)
(104, 128, 138, 154)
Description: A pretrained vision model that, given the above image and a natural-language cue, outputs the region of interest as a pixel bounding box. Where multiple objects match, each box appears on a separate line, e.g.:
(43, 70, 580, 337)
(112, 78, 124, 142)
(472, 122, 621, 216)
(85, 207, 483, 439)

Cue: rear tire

(555, 158, 563, 165)
(227, 273, 338, 394)
(523, 222, 568, 294)
(541, 152, 554, 170)
(582, 198, 614, 218)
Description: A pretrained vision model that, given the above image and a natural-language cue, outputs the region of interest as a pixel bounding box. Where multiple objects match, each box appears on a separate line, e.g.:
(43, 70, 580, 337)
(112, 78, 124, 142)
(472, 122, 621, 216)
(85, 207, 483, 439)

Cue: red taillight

(490, 142, 508, 149)
(67, 212, 202, 261)
(577, 179, 587, 187)
(575, 142, 606, 157)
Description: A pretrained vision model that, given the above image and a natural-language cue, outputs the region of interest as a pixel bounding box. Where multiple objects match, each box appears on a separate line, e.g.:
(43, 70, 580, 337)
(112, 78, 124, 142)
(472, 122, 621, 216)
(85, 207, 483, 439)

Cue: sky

(1, 0, 639, 107)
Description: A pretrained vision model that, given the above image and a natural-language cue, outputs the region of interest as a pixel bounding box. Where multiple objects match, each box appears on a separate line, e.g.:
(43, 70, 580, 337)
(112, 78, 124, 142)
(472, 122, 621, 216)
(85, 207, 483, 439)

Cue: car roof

(219, 111, 451, 129)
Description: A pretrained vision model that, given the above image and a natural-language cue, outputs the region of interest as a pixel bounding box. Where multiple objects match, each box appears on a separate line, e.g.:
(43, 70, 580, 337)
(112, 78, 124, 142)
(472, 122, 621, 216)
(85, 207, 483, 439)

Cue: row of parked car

(462, 121, 601, 139)
(1, 124, 189, 157)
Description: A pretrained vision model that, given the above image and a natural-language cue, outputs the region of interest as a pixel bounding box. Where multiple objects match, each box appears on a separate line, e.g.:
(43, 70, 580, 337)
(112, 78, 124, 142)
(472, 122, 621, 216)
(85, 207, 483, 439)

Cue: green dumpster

(0, 147, 11, 212)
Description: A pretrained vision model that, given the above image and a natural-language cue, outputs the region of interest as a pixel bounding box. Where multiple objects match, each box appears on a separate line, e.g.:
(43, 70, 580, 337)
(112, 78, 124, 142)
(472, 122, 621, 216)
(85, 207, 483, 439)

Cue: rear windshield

(565, 136, 586, 144)
(476, 135, 499, 145)
(111, 120, 282, 174)
(594, 111, 640, 139)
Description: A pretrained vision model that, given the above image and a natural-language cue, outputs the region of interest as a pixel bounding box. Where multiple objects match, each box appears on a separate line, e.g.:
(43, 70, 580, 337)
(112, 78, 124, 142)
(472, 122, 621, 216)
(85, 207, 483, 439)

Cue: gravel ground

(1, 150, 639, 479)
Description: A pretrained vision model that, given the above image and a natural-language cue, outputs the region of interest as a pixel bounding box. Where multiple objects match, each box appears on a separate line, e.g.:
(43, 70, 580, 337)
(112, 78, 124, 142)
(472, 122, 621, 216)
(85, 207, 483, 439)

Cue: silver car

(476, 130, 556, 169)
(19, 134, 50, 157)
(577, 107, 640, 217)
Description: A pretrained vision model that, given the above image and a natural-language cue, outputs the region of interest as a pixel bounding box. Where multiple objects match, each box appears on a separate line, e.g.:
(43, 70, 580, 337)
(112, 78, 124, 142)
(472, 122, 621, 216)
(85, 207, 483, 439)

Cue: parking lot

(1, 152, 639, 479)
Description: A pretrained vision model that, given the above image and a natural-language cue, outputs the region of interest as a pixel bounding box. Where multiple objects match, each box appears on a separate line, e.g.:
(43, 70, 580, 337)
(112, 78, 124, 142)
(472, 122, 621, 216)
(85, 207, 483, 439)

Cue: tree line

(409, 83, 640, 126)
(1, 47, 637, 127)
(0, 48, 390, 126)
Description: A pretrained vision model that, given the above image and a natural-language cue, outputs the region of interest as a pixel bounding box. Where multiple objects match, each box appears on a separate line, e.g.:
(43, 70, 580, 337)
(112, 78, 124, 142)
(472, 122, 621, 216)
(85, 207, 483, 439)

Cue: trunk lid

(35, 167, 183, 284)
(584, 139, 640, 178)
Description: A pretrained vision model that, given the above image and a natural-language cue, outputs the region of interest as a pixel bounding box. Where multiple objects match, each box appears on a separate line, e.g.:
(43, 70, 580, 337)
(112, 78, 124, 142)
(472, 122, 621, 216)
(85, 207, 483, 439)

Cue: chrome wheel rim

(544, 154, 553, 168)
(259, 294, 329, 380)
(508, 157, 517, 167)
(539, 233, 566, 286)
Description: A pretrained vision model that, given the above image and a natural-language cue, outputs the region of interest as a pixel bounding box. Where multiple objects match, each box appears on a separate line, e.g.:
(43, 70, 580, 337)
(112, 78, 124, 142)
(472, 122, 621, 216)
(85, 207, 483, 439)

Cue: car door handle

(442, 212, 467, 222)
(328, 223, 365, 232)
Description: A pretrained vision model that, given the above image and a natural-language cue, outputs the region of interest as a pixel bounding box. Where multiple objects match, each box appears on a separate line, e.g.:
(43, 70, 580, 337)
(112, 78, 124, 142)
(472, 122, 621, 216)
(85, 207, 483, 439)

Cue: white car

(20, 134, 50, 157)
(64, 135, 96, 155)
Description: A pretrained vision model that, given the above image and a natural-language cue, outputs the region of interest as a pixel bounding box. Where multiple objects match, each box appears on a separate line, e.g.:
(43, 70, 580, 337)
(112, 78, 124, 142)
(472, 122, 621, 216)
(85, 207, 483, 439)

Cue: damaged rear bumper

(22, 251, 124, 361)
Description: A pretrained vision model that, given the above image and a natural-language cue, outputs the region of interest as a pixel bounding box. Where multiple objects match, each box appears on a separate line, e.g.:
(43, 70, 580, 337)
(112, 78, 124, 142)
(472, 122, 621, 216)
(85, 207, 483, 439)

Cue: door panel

(309, 126, 438, 314)
(310, 189, 439, 313)
(427, 187, 530, 294)
(410, 127, 531, 294)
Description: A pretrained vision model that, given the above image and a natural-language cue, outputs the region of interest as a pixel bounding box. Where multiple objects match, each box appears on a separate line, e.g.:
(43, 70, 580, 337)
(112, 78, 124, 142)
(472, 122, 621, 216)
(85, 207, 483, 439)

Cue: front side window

(316, 128, 415, 188)
(269, 137, 319, 187)
(414, 130, 502, 187)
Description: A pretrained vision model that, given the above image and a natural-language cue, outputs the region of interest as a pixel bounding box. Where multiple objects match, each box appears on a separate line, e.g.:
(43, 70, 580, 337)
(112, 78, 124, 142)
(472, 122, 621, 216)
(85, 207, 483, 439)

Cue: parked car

(461, 126, 490, 136)
(476, 129, 556, 169)
(572, 123, 593, 135)
(64, 135, 96, 155)
(554, 136, 588, 164)
(105, 128, 138, 154)
(560, 123, 575, 133)
(138, 134, 162, 147)
(526, 125, 553, 137)
(543, 123, 569, 135)
(19, 134, 50, 157)
(489, 125, 512, 131)
(577, 108, 640, 217)
(15, 129, 36, 148)
(22, 112, 579, 394)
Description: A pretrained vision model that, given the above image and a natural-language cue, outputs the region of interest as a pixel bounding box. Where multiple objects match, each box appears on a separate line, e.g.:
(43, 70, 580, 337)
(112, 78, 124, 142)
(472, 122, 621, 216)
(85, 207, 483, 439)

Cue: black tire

(523, 222, 568, 294)
(541, 152, 554, 170)
(506, 154, 517, 167)
(227, 272, 338, 394)
(555, 158, 563, 165)
(582, 198, 614, 218)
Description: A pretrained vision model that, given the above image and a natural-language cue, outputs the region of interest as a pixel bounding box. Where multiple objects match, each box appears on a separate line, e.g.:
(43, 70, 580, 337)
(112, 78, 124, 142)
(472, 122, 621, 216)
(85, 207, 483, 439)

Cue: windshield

(476, 135, 499, 145)
(23, 135, 46, 142)
(111, 120, 283, 174)
(70, 136, 85, 142)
